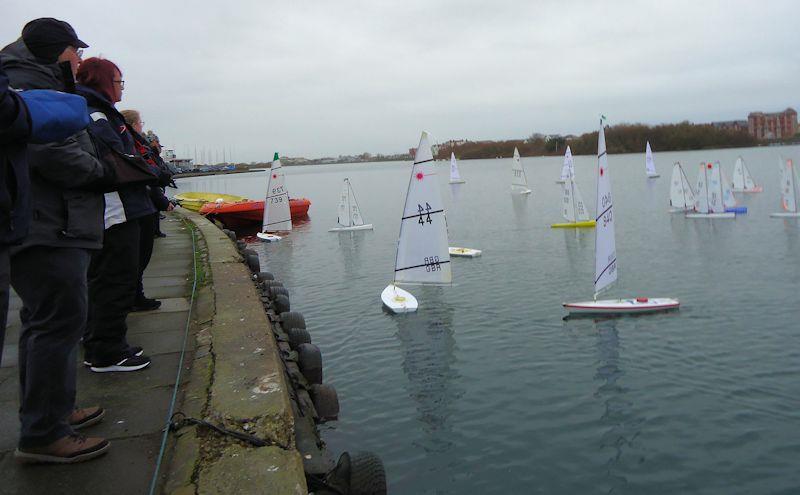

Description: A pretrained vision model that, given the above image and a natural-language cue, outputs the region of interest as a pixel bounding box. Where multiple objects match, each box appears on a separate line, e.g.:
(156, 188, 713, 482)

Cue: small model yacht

(257, 153, 291, 241)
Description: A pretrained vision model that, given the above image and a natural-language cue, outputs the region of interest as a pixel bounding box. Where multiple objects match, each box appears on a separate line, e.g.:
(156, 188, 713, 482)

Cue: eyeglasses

(114, 79, 125, 89)
(71, 46, 83, 58)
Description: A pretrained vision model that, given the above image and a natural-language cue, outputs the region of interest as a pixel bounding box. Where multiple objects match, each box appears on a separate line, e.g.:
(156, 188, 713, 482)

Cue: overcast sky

(3, 1, 799, 161)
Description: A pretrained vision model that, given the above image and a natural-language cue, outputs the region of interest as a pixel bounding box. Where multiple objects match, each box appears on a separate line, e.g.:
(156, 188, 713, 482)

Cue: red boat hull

(200, 198, 311, 230)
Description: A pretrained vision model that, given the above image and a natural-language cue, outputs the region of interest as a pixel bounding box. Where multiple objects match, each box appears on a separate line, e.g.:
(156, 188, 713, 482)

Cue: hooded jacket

(77, 85, 155, 227)
(0, 38, 112, 250)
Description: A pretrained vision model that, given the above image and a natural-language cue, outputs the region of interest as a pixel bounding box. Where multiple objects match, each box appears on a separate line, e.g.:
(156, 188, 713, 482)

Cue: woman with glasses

(76, 57, 156, 373)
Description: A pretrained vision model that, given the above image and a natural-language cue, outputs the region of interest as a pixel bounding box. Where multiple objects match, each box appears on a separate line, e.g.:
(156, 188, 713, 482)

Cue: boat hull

(551, 220, 596, 228)
(381, 285, 418, 313)
(725, 206, 747, 214)
(770, 212, 800, 218)
(256, 232, 282, 242)
(449, 179, 466, 184)
(329, 224, 374, 232)
(563, 297, 680, 315)
(731, 187, 763, 193)
(555, 179, 566, 184)
(448, 247, 481, 257)
(647, 174, 660, 178)
(200, 198, 311, 229)
(686, 212, 736, 219)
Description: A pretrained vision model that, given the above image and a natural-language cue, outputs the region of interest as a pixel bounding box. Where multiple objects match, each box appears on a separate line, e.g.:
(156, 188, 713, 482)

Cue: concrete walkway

(0, 213, 193, 495)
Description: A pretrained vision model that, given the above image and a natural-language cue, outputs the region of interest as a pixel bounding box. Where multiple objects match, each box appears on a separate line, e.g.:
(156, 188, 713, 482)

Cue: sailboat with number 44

(381, 132, 452, 314)
(563, 119, 679, 315)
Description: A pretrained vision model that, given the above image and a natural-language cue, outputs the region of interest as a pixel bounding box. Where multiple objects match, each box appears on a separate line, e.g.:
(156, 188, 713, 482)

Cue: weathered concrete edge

(164, 209, 307, 494)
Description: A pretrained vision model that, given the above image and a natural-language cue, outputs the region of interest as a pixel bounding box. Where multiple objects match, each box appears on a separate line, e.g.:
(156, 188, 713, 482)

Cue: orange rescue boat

(200, 198, 311, 229)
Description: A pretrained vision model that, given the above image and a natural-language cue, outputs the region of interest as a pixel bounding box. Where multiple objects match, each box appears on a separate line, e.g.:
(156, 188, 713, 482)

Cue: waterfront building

(747, 108, 797, 140)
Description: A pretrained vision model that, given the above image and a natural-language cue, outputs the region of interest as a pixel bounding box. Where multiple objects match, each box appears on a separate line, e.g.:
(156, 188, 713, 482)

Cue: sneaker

(69, 407, 105, 430)
(83, 347, 142, 367)
(15, 434, 110, 464)
(90, 354, 151, 373)
(131, 297, 161, 312)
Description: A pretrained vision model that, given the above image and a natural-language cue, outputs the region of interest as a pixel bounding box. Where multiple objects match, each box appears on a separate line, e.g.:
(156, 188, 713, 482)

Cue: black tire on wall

(345, 451, 388, 495)
(280, 311, 306, 330)
(260, 280, 284, 290)
(255, 271, 275, 282)
(269, 286, 290, 298)
(309, 384, 339, 421)
(236, 240, 246, 251)
(297, 343, 322, 384)
(288, 327, 311, 349)
(246, 253, 260, 272)
(273, 294, 291, 313)
(242, 248, 257, 258)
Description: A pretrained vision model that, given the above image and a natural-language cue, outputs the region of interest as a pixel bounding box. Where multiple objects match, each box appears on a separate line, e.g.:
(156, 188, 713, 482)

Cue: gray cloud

(3, 0, 798, 161)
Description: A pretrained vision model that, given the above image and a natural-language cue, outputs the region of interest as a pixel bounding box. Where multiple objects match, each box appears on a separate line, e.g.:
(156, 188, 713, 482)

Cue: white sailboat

(448, 152, 465, 184)
(645, 141, 660, 178)
(382, 132, 452, 313)
(511, 147, 532, 194)
(556, 146, 574, 184)
(686, 162, 735, 219)
(551, 166, 595, 228)
(720, 164, 746, 213)
(329, 178, 373, 232)
(668, 162, 696, 213)
(770, 157, 800, 218)
(257, 152, 291, 241)
(731, 156, 763, 193)
(563, 119, 679, 315)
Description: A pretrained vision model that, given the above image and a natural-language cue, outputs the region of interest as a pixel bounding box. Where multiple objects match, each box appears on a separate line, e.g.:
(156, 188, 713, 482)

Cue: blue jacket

(77, 85, 155, 224)
(0, 66, 31, 245)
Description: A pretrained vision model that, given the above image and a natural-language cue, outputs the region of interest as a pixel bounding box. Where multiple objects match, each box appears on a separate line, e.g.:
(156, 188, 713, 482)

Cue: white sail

(720, 164, 737, 208)
(511, 147, 531, 193)
(694, 163, 710, 213)
(449, 152, 465, 183)
(707, 162, 725, 213)
(670, 162, 695, 210)
(732, 156, 746, 190)
(560, 146, 574, 181)
(780, 158, 798, 213)
(393, 132, 452, 285)
(561, 176, 576, 222)
(262, 153, 292, 233)
(335, 178, 367, 228)
(743, 161, 756, 190)
(645, 141, 658, 177)
(594, 122, 617, 296)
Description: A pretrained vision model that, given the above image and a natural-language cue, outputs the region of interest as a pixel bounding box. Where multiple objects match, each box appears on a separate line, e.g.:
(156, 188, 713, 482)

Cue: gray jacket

(0, 39, 112, 250)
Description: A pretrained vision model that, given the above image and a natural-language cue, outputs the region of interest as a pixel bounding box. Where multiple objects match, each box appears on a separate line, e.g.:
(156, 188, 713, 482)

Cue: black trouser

(11, 246, 91, 448)
(0, 246, 9, 367)
(84, 220, 139, 365)
(136, 213, 157, 300)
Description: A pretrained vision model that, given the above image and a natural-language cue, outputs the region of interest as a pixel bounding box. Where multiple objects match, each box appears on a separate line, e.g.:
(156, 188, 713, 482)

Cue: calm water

(175, 145, 800, 494)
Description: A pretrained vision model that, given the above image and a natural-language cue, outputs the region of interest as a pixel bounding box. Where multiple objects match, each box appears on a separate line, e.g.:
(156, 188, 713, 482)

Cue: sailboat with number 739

(563, 119, 679, 315)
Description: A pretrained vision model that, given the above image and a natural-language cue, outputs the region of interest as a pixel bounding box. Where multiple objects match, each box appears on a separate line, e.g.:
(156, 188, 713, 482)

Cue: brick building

(747, 108, 797, 140)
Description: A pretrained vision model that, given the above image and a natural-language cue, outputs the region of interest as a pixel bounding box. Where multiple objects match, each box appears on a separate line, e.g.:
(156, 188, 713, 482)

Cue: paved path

(0, 213, 194, 495)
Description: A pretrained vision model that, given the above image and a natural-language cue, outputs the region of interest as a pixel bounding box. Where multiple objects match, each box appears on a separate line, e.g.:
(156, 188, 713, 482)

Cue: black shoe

(90, 354, 151, 373)
(131, 298, 161, 312)
(154, 232, 167, 238)
(83, 347, 142, 367)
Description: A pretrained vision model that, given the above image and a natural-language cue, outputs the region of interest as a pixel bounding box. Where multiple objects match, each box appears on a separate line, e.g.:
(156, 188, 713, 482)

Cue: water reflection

(337, 230, 366, 279)
(510, 194, 530, 226)
(593, 319, 643, 493)
(392, 292, 462, 453)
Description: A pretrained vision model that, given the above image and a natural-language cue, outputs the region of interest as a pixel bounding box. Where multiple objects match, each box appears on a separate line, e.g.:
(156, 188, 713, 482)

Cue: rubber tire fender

(334, 451, 387, 495)
(273, 293, 291, 313)
(296, 343, 322, 384)
(279, 311, 306, 330)
(236, 240, 246, 251)
(288, 327, 311, 350)
(246, 253, 260, 273)
(254, 271, 275, 282)
(309, 383, 339, 421)
(269, 286, 289, 299)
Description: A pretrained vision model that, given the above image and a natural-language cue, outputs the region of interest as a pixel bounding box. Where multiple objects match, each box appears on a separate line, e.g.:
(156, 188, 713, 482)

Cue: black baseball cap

(22, 18, 88, 63)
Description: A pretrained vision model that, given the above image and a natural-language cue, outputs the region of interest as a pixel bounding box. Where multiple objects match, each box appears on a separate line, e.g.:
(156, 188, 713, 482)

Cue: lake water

(174, 145, 800, 494)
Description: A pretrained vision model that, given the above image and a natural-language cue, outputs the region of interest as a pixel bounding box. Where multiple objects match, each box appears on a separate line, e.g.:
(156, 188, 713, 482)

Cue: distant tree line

(435, 122, 759, 160)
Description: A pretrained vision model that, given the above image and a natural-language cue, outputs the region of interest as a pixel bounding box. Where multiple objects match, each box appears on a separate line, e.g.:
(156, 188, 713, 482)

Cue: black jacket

(0, 39, 111, 250)
(0, 66, 31, 246)
(77, 85, 156, 223)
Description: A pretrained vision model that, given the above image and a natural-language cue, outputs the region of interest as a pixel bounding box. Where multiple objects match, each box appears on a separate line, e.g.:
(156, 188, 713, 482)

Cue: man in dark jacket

(0, 18, 112, 464)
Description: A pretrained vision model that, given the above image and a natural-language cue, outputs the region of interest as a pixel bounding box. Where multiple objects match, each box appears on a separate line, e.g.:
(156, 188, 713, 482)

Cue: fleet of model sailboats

(686, 162, 736, 219)
(381, 132, 452, 314)
(257, 153, 292, 241)
(563, 119, 679, 315)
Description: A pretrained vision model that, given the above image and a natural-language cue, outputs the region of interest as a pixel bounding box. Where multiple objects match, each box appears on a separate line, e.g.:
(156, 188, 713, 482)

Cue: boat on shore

(174, 192, 247, 212)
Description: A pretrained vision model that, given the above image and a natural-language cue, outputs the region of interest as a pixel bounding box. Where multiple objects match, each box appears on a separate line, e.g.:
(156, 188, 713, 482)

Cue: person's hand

(166, 203, 175, 211)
